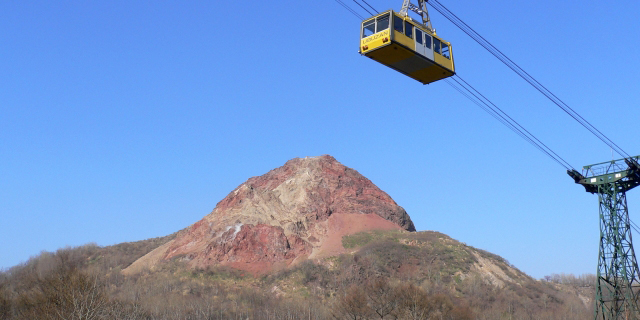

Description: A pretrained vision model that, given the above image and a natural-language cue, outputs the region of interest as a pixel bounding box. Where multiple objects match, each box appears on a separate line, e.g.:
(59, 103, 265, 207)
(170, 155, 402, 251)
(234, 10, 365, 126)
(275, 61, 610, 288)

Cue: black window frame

(415, 28, 423, 44)
(433, 38, 441, 54)
(441, 43, 451, 59)
(424, 34, 432, 49)
(376, 14, 390, 32)
(393, 15, 403, 33)
(404, 20, 413, 38)
(362, 19, 376, 38)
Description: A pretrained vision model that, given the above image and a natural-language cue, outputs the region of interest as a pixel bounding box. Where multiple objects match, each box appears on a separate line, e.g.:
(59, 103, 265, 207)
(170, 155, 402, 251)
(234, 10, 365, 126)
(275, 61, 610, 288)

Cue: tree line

(0, 231, 595, 319)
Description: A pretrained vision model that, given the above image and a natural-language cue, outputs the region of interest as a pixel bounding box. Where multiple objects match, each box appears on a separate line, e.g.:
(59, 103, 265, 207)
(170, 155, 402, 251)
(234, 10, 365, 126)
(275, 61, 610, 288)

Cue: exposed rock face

(124, 155, 414, 274)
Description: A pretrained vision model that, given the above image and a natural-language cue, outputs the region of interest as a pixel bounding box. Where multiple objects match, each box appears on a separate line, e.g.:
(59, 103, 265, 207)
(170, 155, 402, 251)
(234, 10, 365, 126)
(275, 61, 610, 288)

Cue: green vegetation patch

(342, 230, 402, 249)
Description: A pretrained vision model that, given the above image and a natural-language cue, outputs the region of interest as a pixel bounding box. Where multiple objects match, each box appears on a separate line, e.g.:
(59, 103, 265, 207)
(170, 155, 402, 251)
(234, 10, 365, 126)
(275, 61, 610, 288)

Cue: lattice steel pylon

(569, 156, 640, 319)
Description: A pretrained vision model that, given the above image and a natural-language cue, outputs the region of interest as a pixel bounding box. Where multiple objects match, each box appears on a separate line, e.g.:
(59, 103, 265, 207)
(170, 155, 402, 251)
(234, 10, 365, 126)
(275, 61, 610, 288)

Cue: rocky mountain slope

(1, 155, 595, 319)
(124, 155, 415, 274)
(1, 228, 593, 319)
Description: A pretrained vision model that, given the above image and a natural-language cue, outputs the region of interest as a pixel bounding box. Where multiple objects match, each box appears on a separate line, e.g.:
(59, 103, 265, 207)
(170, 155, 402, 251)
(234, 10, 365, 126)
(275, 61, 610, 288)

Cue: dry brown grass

(0, 230, 593, 319)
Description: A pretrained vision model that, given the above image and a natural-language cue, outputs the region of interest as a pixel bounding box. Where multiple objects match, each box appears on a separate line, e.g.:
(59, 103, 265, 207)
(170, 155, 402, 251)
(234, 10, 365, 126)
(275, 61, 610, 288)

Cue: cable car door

(423, 33, 434, 61)
(415, 29, 435, 62)
(414, 28, 426, 56)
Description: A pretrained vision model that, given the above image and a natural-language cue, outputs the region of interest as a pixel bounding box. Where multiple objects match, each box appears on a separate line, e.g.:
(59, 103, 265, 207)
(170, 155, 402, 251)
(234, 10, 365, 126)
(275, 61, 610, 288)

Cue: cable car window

(394, 15, 403, 33)
(441, 43, 451, 59)
(424, 34, 432, 49)
(404, 21, 413, 38)
(363, 20, 375, 38)
(376, 14, 389, 32)
(434, 38, 441, 54)
(415, 28, 423, 44)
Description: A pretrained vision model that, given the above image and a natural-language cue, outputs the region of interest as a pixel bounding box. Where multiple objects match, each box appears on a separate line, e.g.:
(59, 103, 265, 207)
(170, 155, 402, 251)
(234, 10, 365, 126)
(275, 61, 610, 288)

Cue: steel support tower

(569, 156, 640, 319)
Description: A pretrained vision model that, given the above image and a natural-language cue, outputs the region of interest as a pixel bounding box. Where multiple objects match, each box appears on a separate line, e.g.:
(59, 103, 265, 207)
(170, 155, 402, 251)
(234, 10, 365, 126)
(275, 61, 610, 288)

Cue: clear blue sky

(2, 0, 639, 279)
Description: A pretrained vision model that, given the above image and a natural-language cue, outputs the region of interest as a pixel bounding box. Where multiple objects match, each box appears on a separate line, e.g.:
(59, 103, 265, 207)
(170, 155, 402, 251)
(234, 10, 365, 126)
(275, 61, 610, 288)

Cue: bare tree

(365, 278, 399, 319)
(397, 283, 431, 320)
(0, 275, 10, 319)
(12, 256, 110, 320)
(103, 300, 147, 320)
(332, 285, 371, 320)
(427, 293, 454, 320)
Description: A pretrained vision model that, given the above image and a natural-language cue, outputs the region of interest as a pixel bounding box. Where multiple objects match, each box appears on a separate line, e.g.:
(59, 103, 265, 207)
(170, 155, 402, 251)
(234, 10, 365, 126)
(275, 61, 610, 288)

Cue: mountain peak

(124, 155, 414, 274)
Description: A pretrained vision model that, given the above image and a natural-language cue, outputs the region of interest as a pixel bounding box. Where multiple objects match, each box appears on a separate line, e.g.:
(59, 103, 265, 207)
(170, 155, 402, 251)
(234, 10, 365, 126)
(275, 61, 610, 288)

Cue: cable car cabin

(359, 10, 455, 85)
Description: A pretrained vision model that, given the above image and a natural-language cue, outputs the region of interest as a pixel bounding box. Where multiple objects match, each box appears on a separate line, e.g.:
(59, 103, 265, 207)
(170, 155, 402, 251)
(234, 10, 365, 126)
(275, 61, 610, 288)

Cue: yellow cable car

(359, 1, 454, 85)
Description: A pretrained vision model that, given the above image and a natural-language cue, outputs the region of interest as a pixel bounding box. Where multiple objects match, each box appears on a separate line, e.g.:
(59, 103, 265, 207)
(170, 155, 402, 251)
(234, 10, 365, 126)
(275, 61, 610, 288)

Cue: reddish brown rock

(124, 155, 415, 275)
(211, 155, 415, 231)
(167, 224, 311, 268)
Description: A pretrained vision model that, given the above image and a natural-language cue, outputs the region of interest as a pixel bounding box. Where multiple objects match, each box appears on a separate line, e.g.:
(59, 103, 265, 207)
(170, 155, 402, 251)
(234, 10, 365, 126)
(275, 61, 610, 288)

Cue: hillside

(0, 229, 593, 319)
(0, 155, 594, 319)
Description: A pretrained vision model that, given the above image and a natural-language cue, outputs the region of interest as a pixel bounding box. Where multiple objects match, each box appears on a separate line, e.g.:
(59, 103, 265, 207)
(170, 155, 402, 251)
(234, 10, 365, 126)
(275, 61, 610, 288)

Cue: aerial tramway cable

(334, 0, 365, 20)
(447, 75, 574, 170)
(360, 0, 379, 13)
(427, 0, 632, 159)
(334, 0, 573, 170)
(339, 0, 631, 161)
(336, 0, 640, 228)
(352, 0, 375, 16)
(339, 3, 640, 300)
